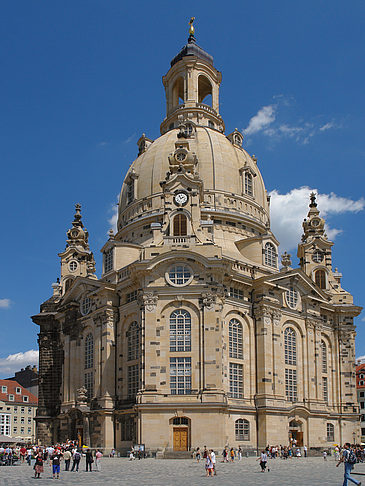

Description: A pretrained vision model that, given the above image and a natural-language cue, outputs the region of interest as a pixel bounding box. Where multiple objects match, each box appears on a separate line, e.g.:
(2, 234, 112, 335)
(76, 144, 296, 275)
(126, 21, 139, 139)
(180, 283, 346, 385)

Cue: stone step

(162, 450, 192, 459)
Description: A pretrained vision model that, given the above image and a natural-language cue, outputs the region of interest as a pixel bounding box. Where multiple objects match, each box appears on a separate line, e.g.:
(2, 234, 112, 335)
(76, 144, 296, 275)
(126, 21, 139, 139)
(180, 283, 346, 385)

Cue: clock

(174, 191, 188, 206)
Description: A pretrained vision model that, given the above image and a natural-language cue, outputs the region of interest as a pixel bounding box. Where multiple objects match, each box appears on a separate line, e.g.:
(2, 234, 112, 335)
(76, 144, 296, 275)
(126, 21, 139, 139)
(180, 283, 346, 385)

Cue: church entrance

(173, 428, 188, 451)
(289, 420, 303, 447)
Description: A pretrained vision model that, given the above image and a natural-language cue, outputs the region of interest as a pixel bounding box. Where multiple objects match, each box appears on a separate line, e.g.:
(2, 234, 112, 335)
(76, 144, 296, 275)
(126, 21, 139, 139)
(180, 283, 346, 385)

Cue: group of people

(0, 442, 103, 479)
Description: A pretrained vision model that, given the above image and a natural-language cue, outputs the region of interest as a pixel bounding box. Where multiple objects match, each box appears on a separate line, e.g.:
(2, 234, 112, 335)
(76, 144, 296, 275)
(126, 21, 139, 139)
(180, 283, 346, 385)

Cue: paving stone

(2, 456, 365, 485)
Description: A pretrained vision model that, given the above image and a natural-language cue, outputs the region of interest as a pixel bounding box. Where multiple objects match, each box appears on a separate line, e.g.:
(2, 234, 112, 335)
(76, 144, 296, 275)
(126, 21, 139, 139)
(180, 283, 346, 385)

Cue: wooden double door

(173, 427, 188, 451)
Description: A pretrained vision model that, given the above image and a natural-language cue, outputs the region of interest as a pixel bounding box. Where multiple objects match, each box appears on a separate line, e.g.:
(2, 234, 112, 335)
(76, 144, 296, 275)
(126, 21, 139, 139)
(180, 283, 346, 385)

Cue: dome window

(244, 172, 253, 196)
(286, 287, 299, 309)
(264, 242, 277, 268)
(81, 296, 91, 316)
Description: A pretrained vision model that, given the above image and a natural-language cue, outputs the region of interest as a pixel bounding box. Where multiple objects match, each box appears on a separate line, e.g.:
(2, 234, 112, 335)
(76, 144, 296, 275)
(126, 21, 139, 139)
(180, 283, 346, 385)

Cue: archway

(289, 419, 303, 447)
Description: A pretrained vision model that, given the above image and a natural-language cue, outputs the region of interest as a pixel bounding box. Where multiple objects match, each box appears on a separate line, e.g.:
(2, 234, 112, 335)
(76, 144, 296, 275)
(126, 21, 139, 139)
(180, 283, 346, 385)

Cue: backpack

(347, 449, 357, 465)
(74, 452, 81, 460)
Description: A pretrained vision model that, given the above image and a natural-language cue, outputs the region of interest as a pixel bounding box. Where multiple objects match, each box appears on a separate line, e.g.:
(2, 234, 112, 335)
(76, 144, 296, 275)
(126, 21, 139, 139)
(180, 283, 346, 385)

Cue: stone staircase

(158, 449, 192, 459)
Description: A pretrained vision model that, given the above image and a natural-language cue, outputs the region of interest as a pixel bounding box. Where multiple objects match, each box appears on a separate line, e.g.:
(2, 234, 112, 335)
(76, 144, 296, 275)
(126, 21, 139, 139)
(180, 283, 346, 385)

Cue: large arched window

(127, 321, 140, 361)
(84, 333, 94, 370)
(235, 419, 250, 441)
(229, 319, 243, 359)
(173, 214, 187, 236)
(315, 270, 326, 289)
(84, 333, 94, 400)
(244, 172, 253, 196)
(284, 328, 296, 365)
(321, 340, 327, 373)
(264, 242, 277, 268)
(170, 310, 191, 352)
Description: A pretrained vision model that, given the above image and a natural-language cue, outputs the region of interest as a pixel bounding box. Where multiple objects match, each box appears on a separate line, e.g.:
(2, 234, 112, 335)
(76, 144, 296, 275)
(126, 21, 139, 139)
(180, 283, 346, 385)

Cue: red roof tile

(0, 379, 37, 405)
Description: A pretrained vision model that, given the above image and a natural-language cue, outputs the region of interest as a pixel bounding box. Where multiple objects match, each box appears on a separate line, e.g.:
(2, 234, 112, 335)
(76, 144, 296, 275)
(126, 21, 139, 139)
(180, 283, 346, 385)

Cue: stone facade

(32, 30, 361, 453)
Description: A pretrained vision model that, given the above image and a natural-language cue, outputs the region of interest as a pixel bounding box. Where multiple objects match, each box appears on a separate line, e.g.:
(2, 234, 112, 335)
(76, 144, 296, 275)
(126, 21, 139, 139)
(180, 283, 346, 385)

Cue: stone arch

(198, 74, 212, 105)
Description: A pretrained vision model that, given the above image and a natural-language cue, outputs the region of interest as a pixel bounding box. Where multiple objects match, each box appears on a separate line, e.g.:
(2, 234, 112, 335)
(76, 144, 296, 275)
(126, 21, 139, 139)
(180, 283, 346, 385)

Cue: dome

(118, 126, 270, 234)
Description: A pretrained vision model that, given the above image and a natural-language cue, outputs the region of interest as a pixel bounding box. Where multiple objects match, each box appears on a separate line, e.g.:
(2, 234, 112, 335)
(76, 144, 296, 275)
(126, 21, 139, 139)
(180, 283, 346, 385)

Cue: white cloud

(243, 98, 339, 144)
(0, 299, 11, 309)
(270, 187, 365, 253)
(108, 195, 119, 234)
(243, 105, 277, 136)
(0, 350, 39, 378)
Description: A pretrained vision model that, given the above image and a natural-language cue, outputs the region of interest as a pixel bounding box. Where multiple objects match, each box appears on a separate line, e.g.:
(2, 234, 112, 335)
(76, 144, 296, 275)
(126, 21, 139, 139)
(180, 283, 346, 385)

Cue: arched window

(84, 333, 94, 369)
(127, 322, 140, 361)
(172, 76, 184, 107)
(229, 319, 243, 359)
(64, 278, 73, 292)
(264, 243, 277, 268)
(170, 310, 191, 352)
(244, 172, 253, 196)
(173, 214, 187, 236)
(327, 423, 334, 442)
(284, 328, 296, 365)
(321, 340, 327, 373)
(198, 75, 212, 105)
(315, 270, 326, 289)
(235, 419, 250, 441)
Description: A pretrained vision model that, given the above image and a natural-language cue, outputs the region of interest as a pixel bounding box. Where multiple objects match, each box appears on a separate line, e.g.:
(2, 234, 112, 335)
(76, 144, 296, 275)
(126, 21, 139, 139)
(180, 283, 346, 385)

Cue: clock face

(174, 192, 188, 206)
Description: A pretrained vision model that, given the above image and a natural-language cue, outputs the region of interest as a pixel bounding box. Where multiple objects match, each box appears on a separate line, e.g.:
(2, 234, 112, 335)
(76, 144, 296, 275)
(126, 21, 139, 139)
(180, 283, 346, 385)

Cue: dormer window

(244, 172, 253, 196)
(104, 248, 114, 273)
(315, 269, 326, 289)
(264, 242, 277, 268)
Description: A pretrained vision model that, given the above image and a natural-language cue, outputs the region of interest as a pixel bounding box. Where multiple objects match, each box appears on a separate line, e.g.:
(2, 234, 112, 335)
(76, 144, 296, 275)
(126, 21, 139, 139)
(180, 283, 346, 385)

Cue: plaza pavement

(2, 456, 365, 486)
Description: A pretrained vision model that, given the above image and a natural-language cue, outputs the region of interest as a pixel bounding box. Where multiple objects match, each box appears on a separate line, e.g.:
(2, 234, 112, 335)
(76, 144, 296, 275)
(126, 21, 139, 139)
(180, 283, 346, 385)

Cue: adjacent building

(32, 27, 362, 453)
(6, 365, 39, 398)
(356, 361, 365, 443)
(0, 379, 37, 442)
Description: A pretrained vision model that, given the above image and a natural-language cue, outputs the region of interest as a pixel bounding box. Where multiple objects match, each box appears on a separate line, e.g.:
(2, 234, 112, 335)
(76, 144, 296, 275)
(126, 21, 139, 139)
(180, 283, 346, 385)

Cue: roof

(0, 379, 37, 405)
(171, 35, 213, 67)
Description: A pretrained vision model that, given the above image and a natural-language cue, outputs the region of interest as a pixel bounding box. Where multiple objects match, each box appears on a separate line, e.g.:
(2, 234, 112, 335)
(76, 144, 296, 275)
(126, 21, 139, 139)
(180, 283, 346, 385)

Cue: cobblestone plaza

(2, 457, 365, 486)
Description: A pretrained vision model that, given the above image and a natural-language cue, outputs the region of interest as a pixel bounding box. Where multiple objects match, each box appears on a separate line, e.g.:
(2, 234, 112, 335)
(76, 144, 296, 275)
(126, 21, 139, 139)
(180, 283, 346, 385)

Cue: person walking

(71, 449, 81, 471)
(34, 452, 44, 479)
(63, 449, 71, 471)
(210, 449, 217, 476)
(85, 448, 93, 472)
(51, 450, 62, 480)
(336, 442, 361, 486)
(257, 450, 268, 472)
(95, 449, 103, 471)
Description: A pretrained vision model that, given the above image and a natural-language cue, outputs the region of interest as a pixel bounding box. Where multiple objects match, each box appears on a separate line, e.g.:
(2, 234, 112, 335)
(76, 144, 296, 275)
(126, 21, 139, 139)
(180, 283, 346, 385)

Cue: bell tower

(160, 18, 224, 134)
(58, 203, 96, 294)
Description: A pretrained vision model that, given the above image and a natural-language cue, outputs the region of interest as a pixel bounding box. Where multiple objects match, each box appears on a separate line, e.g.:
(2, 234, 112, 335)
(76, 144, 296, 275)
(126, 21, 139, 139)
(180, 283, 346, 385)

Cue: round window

(80, 297, 91, 316)
(69, 260, 78, 272)
(285, 287, 299, 309)
(312, 250, 324, 263)
(176, 152, 186, 162)
(166, 264, 193, 286)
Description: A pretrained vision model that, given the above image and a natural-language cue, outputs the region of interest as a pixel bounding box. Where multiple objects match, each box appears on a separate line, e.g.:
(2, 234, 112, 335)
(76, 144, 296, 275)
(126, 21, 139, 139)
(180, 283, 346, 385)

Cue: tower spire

(188, 17, 196, 41)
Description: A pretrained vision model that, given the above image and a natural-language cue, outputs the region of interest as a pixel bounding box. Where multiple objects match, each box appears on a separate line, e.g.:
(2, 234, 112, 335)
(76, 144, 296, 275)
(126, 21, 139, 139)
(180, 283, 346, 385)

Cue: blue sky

(0, 0, 364, 376)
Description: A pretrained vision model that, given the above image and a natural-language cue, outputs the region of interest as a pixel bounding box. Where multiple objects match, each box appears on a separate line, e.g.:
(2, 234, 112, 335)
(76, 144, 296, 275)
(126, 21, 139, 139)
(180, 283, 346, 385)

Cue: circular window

(311, 219, 320, 227)
(71, 230, 79, 238)
(176, 152, 186, 162)
(80, 297, 91, 316)
(285, 287, 299, 309)
(69, 260, 78, 272)
(166, 264, 193, 287)
(312, 250, 324, 263)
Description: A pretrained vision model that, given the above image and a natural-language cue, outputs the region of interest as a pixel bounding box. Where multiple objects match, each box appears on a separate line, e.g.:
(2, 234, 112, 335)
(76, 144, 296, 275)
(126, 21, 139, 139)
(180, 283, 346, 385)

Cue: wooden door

(296, 431, 303, 447)
(173, 428, 188, 451)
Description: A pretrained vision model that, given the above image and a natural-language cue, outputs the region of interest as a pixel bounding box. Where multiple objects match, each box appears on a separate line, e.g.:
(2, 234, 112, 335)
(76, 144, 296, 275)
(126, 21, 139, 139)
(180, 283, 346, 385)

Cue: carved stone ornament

(201, 292, 216, 310)
(138, 292, 158, 312)
(272, 310, 282, 326)
(76, 386, 88, 403)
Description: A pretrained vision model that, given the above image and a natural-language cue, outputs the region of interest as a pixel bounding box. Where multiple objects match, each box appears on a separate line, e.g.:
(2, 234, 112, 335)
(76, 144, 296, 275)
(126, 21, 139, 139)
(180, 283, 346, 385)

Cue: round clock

(174, 192, 188, 206)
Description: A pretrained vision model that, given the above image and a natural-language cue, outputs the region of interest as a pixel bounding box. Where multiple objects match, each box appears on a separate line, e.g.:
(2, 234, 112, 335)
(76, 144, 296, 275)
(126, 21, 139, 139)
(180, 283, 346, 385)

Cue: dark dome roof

(171, 35, 213, 67)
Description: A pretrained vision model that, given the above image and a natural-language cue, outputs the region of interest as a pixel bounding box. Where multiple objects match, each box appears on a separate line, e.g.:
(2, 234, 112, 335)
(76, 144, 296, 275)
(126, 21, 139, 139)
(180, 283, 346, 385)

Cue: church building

(32, 24, 361, 453)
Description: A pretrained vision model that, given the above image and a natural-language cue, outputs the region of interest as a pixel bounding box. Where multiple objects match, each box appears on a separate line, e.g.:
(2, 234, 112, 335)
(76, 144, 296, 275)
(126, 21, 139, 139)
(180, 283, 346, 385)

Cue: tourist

(257, 450, 268, 472)
(34, 452, 44, 479)
(336, 442, 361, 486)
(210, 449, 217, 475)
(205, 450, 213, 477)
(63, 448, 71, 471)
(230, 447, 235, 462)
(71, 449, 81, 471)
(51, 450, 62, 480)
(238, 446, 242, 461)
(85, 448, 94, 472)
(95, 449, 103, 471)
(20, 446, 27, 463)
(196, 447, 201, 462)
(323, 450, 327, 461)
(303, 445, 307, 458)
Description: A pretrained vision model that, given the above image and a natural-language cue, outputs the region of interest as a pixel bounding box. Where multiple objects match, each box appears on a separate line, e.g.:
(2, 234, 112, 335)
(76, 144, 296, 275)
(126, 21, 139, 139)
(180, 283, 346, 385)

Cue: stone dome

(118, 126, 270, 234)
